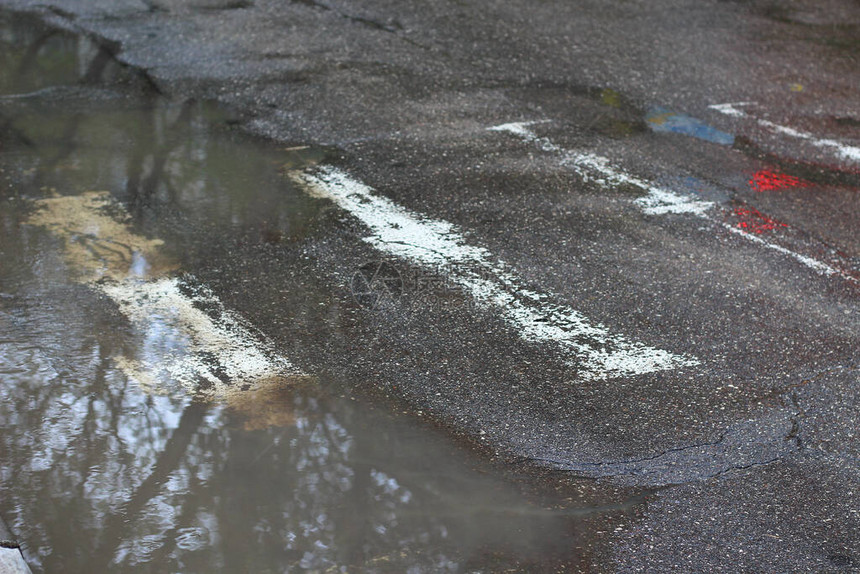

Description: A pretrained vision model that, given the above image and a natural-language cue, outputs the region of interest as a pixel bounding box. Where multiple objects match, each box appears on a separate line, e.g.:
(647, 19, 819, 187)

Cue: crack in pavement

(711, 456, 783, 479)
(518, 364, 857, 485)
(523, 432, 730, 470)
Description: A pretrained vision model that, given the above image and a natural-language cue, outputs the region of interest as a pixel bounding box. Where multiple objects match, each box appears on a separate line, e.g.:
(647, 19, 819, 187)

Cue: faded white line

(292, 166, 698, 380)
(491, 123, 713, 216)
(710, 102, 860, 163)
(719, 223, 838, 276)
(490, 122, 856, 282)
(708, 102, 755, 118)
(27, 191, 302, 400)
(101, 277, 298, 397)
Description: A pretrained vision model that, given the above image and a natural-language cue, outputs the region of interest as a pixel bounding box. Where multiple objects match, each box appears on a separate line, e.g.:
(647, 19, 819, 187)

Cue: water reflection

(0, 11, 623, 572)
(22, 187, 302, 400)
(0, 305, 592, 572)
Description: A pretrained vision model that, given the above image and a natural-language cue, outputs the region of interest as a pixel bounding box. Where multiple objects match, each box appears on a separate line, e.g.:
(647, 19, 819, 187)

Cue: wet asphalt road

(0, 0, 859, 571)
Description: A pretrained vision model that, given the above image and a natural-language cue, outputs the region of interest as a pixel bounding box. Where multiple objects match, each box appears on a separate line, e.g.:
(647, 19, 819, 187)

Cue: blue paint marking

(646, 106, 735, 145)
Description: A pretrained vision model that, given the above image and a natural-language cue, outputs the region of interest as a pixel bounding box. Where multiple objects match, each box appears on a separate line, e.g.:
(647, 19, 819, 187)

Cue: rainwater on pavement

(0, 12, 641, 573)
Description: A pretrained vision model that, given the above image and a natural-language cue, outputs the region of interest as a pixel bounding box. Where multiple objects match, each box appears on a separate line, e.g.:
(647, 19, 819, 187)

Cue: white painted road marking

(710, 102, 860, 163)
(489, 122, 713, 216)
(719, 224, 840, 276)
(490, 122, 857, 283)
(27, 192, 302, 399)
(292, 166, 699, 380)
(101, 277, 298, 396)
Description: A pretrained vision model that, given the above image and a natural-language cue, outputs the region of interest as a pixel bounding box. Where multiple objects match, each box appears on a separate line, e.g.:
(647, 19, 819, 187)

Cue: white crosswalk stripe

(490, 122, 857, 283)
(292, 166, 700, 380)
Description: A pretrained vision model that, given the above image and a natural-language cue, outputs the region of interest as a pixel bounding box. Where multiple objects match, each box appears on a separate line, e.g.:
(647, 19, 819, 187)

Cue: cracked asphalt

(0, 0, 858, 571)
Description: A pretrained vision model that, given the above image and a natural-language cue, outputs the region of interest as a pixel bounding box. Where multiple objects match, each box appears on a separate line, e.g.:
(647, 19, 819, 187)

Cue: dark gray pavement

(0, 0, 858, 571)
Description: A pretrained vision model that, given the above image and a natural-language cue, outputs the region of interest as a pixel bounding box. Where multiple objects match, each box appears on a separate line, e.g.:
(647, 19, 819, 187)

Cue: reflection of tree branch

(104, 359, 132, 471)
(81, 47, 115, 85)
(146, 473, 212, 566)
(0, 112, 34, 148)
(142, 101, 194, 198)
(334, 429, 371, 568)
(27, 386, 61, 418)
(75, 348, 128, 507)
(128, 99, 195, 210)
(78, 386, 101, 499)
(31, 113, 84, 177)
(125, 94, 155, 207)
(15, 30, 59, 77)
(141, 396, 182, 449)
(94, 401, 207, 569)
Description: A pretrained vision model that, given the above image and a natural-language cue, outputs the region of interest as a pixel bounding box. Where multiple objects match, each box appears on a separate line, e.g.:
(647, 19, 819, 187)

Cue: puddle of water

(645, 106, 735, 145)
(0, 12, 637, 573)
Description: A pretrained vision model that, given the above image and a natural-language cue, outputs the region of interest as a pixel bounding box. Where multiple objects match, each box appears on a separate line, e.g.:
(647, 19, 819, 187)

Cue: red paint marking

(749, 169, 811, 192)
(734, 206, 788, 234)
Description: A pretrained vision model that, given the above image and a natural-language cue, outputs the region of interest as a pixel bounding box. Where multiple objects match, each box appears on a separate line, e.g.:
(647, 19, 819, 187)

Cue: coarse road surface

(0, 0, 858, 571)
